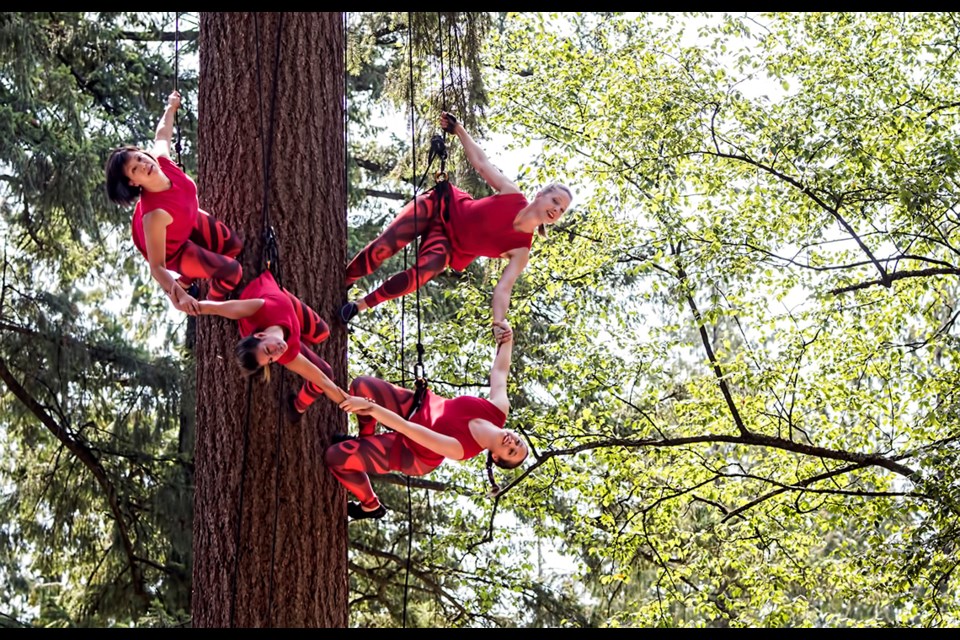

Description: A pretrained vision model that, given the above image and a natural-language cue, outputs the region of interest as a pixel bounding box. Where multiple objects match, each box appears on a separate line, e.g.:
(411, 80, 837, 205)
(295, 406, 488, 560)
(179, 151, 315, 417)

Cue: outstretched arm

(491, 248, 529, 326)
(197, 298, 264, 320)
(339, 396, 466, 460)
(151, 90, 180, 159)
(487, 320, 513, 416)
(286, 353, 350, 403)
(441, 112, 521, 195)
(142, 207, 199, 315)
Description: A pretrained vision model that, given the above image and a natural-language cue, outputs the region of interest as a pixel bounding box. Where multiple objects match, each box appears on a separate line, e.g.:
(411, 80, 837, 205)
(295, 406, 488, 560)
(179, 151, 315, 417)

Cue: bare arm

(142, 208, 199, 315)
(197, 298, 264, 320)
(286, 353, 349, 403)
(492, 248, 529, 326)
(487, 321, 513, 416)
(441, 112, 520, 195)
(339, 396, 466, 459)
(151, 90, 180, 159)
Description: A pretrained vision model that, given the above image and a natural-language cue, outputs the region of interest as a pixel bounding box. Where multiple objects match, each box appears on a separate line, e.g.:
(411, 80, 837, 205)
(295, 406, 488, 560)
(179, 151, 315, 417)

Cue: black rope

(254, 12, 286, 627)
(405, 13, 438, 407)
(342, 11, 350, 288)
(228, 12, 286, 629)
(173, 12, 183, 169)
(267, 370, 286, 629)
(410, 61, 424, 391)
(403, 473, 413, 628)
(436, 13, 447, 179)
(397, 14, 455, 628)
(400, 10, 450, 424)
(406, 377, 428, 419)
(400, 14, 419, 629)
(429, 13, 451, 221)
(452, 19, 469, 117)
(254, 12, 286, 289)
(229, 380, 255, 626)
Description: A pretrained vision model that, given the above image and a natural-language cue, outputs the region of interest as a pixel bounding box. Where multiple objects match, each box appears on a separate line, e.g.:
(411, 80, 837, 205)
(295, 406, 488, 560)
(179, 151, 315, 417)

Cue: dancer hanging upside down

(197, 269, 340, 420)
(105, 89, 243, 315)
(341, 111, 573, 339)
(326, 320, 526, 520)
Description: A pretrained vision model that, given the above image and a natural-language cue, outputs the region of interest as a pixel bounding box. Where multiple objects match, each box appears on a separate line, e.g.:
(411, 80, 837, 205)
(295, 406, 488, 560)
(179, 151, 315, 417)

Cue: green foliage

(479, 10, 960, 627)
(0, 11, 194, 627)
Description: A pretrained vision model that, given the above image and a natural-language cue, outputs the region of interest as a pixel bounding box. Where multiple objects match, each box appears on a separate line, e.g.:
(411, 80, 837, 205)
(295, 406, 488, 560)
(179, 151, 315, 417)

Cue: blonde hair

(537, 183, 573, 238)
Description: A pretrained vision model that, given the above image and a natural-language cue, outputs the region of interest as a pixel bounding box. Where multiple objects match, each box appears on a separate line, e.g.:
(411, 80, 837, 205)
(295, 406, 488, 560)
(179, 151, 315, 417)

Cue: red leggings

(345, 193, 452, 310)
(323, 376, 438, 509)
(166, 210, 243, 301)
(282, 289, 333, 411)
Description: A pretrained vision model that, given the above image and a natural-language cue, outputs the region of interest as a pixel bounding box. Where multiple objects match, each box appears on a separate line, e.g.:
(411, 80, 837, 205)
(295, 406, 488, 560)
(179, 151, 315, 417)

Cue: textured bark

(192, 12, 348, 628)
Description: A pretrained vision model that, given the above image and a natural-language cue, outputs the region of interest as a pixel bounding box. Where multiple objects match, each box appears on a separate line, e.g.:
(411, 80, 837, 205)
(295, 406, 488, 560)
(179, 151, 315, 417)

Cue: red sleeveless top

(444, 185, 532, 272)
(237, 271, 300, 367)
(402, 390, 507, 467)
(131, 156, 200, 260)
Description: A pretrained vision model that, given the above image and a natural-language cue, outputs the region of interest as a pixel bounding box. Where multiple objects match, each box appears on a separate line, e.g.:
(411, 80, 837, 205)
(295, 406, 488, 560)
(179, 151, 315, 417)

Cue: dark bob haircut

(104, 145, 146, 207)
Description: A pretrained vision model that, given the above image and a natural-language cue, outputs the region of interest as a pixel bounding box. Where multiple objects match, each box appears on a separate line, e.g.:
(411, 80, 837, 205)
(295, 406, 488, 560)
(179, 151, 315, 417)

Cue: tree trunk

(191, 12, 348, 628)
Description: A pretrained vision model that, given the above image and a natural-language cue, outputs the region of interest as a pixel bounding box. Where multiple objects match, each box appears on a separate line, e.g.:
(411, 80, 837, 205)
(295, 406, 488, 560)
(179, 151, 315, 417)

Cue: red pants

(345, 193, 451, 309)
(323, 376, 438, 509)
(166, 210, 243, 301)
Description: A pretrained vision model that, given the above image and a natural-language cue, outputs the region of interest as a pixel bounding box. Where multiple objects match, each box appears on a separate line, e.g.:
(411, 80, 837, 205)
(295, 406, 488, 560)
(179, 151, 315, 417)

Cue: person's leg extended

(345, 194, 437, 287)
(347, 375, 415, 437)
(324, 432, 437, 516)
(356, 220, 451, 311)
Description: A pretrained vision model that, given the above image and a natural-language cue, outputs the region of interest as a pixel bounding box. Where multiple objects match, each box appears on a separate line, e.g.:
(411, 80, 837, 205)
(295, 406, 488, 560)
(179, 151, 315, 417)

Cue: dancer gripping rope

(341, 111, 572, 336)
(106, 90, 243, 314)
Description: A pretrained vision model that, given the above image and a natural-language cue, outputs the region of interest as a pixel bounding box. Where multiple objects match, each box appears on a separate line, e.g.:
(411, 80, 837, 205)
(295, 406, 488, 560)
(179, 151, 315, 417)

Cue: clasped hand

(339, 395, 376, 416)
(492, 320, 512, 346)
(171, 285, 199, 316)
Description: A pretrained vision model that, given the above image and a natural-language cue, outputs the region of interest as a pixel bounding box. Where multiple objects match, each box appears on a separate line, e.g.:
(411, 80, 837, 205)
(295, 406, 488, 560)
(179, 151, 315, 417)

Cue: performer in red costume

(197, 270, 340, 421)
(325, 320, 525, 520)
(340, 111, 573, 341)
(105, 90, 243, 315)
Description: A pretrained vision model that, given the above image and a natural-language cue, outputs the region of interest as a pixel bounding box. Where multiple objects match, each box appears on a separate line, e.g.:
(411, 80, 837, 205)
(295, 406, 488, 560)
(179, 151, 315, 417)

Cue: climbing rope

(400, 15, 419, 628)
(229, 11, 286, 629)
(396, 12, 460, 627)
(173, 12, 183, 169)
(404, 18, 426, 397)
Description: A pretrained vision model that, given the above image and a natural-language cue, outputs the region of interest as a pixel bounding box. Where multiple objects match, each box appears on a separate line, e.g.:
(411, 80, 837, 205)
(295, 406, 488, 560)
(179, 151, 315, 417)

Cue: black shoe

(348, 501, 386, 520)
(331, 432, 356, 444)
(284, 393, 303, 424)
(338, 301, 358, 325)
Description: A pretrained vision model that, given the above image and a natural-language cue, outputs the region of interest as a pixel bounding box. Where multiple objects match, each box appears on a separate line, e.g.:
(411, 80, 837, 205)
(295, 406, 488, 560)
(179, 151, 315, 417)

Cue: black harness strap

(405, 376, 428, 420)
(427, 136, 452, 223)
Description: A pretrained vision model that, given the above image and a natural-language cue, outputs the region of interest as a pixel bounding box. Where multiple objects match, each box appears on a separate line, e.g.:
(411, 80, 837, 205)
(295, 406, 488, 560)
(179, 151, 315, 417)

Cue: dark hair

(105, 145, 145, 207)
(235, 334, 266, 379)
(485, 446, 528, 497)
(485, 452, 502, 496)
